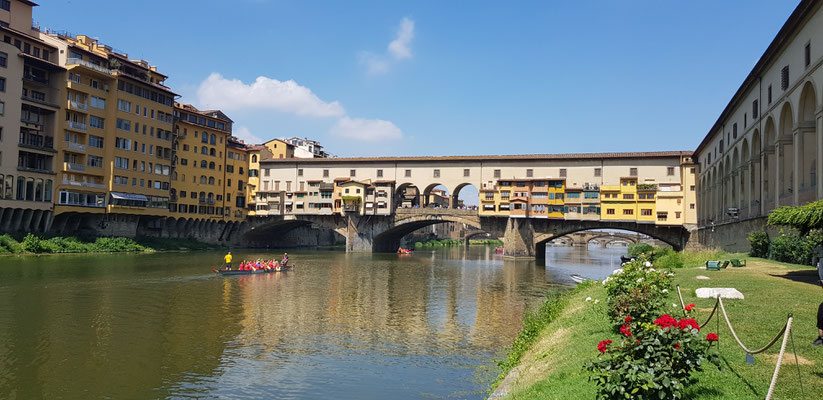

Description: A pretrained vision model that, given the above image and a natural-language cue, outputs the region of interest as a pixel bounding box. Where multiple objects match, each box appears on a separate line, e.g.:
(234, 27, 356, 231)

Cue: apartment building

(283, 136, 325, 158)
(40, 33, 176, 218)
(225, 138, 250, 221)
(0, 0, 62, 231)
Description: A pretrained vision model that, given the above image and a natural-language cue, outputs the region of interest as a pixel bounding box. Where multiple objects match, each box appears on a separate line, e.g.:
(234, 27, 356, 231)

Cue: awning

(110, 192, 148, 201)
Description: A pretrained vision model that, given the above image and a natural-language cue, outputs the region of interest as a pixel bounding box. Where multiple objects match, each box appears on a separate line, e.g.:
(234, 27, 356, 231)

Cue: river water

(0, 245, 625, 399)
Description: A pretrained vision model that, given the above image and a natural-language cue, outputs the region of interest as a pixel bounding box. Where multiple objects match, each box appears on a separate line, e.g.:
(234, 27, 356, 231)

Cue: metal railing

(19, 134, 54, 150)
(64, 162, 86, 172)
(68, 121, 87, 131)
(62, 178, 105, 189)
(69, 100, 88, 111)
(67, 142, 86, 152)
(66, 58, 114, 75)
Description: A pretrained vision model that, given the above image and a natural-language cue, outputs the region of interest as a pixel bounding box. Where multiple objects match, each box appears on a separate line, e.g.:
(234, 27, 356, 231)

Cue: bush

(656, 252, 684, 269)
(602, 257, 674, 325)
(748, 231, 770, 258)
(627, 243, 654, 257)
(585, 314, 721, 399)
(0, 234, 22, 253)
(22, 233, 48, 253)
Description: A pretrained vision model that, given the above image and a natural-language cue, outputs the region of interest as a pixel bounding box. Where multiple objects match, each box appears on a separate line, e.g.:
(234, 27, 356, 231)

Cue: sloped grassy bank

(491, 255, 823, 399)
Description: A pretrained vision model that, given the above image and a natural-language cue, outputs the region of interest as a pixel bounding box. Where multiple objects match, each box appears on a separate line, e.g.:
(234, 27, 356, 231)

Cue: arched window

(208, 177, 215, 185)
(210, 134, 216, 145)
(44, 179, 52, 202)
(209, 162, 215, 170)
(201, 133, 208, 144)
(208, 192, 214, 201)
(16, 176, 25, 200)
(209, 148, 216, 156)
(172, 171, 178, 181)
(200, 176, 207, 184)
(252, 155, 258, 163)
(25, 178, 35, 201)
(34, 179, 43, 201)
(201, 147, 208, 155)
(6, 175, 14, 199)
(0, 174, 4, 199)
(200, 160, 207, 168)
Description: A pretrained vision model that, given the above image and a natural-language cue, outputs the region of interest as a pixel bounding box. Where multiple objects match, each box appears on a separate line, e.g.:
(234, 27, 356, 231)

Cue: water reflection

(0, 245, 623, 399)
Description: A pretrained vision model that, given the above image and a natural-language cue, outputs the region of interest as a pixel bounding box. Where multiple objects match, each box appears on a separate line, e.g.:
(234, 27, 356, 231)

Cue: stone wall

(696, 217, 780, 252)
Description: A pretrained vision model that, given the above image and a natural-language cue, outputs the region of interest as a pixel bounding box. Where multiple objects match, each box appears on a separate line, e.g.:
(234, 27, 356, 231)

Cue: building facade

(694, 0, 823, 240)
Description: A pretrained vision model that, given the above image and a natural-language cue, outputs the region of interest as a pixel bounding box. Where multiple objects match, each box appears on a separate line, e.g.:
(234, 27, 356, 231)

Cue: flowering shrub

(585, 314, 721, 399)
(602, 257, 673, 325)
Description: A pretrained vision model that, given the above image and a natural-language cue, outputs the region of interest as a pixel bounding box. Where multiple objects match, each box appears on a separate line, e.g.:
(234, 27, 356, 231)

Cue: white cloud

(331, 116, 403, 141)
(388, 17, 415, 60)
(197, 73, 344, 118)
(233, 125, 262, 144)
(358, 52, 390, 75)
(359, 17, 415, 74)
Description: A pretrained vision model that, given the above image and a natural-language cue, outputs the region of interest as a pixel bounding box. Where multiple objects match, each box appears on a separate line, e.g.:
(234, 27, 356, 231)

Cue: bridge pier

(346, 215, 394, 252)
(503, 218, 536, 258)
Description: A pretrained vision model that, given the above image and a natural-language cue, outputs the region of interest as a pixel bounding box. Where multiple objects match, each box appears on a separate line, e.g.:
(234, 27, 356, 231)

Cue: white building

(283, 137, 327, 158)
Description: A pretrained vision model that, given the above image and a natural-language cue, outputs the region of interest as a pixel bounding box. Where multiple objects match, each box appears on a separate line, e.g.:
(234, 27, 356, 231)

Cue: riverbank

(412, 238, 503, 248)
(0, 234, 222, 255)
(493, 256, 823, 399)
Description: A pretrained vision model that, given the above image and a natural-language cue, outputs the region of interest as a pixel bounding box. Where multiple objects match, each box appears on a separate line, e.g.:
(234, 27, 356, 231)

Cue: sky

(34, 0, 800, 157)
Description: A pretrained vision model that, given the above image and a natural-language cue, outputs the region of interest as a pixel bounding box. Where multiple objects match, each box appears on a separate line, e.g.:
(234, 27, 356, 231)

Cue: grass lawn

(497, 257, 823, 399)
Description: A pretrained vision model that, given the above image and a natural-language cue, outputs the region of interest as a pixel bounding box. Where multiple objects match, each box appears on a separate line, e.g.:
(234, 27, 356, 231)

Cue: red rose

(597, 339, 613, 354)
(706, 333, 719, 342)
(624, 316, 632, 323)
(620, 324, 632, 337)
(684, 303, 695, 311)
(677, 318, 699, 331)
(654, 314, 678, 329)
(674, 343, 680, 350)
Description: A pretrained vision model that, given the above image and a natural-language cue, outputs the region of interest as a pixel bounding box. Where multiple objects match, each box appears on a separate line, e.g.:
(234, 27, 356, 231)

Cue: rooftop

(260, 151, 692, 165)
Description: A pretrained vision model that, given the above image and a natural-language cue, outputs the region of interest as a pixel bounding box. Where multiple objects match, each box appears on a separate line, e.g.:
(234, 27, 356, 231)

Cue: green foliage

(637, 183, 658, 191)
(767, 200, 823, 235)
(0, 234, 23, 253)
(768, 229, 823, 266)
(602, 257, 673, 325)
(22, 233, 47, 253)
(747, 231, 770, 258)
(414, 239, 463, 247)
(0, 235, 216, 255)
(627, 243, 654, 257)
(585, 317, 720, 399)
(656, 252, 684, 269)
(468, 238, 504, 246)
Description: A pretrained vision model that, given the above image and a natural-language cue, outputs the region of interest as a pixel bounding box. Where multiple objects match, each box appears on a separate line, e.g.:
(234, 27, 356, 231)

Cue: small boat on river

(213, 266, 293, 276)
(397, 248, 414, 254)
(570, 274, 588, 284)
(494, 247, 504, 254)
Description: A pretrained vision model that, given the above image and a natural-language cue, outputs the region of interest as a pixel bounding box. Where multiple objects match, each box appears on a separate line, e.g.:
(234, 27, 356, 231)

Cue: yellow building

(246, 139, 294, 215)
(41, 33, 176, 218)
(261, 139, 294, 159)
(600, 178, 638, 222)
(171, 103, 246, 222)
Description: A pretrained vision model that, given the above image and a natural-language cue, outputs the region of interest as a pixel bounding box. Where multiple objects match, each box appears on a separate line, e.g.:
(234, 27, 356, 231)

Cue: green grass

(0, 234, 220, 255)
(498, 257, 823, 399)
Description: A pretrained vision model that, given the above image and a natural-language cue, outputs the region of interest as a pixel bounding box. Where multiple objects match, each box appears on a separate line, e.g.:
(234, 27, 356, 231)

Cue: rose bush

(585, 314, 721, 399)
(602, 257, 673, 325)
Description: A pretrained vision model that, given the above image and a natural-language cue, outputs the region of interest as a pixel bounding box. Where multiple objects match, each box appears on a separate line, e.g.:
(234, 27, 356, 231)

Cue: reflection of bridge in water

(238, 208, 692, 259)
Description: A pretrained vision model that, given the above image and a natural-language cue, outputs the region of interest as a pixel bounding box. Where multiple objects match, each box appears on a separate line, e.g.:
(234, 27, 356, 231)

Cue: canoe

(213, 266, 293, 276)
(570, 274, 587, 283)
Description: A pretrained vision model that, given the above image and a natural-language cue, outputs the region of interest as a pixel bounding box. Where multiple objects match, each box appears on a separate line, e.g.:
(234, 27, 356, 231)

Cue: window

(690, 185, 695, 191)
(667, 167, 675, 176)
(744, 113, 748, 128)
(690, 203, 695, 209)
(768, 85, 773, 104)
(606, 209, 615, 215)
(732, 123, 737, 139)
(657, 212, 668, 221)
(781, 66, 789, 90)
(494, 169, 501, 178)
(752, 100, 759, 118)
(376, 169, 383, 178)
(526, 169, 533, 178)
(0, 101, 3, 116)
(805, 41, 811, 68)
(623, 209, 634, 215)
(623, 194, 634, 200)
(115, 137, 131, 150)
(89, 135, 104, 148)
(117, 100, 131, 112)
(641, 209, 652, 216)
(298, 169, 303, 177)
(114, 157, 129, 169)
(0, 1, 8, 12)
(0, 77, 5, 92)
(629, 168, 638, 176)
(0, 51, 6, 67)
(89, 116, 105, 129)
(350, 169, 356, 177)
(675, 212, 681, 219)
(433, 169, 440, 178)
(464, 169, 470, 177)
(90, 96, 106, 109)
(116, 119, 131, 131)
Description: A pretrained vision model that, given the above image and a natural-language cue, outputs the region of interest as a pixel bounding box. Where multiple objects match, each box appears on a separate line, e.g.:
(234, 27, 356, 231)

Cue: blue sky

(35, 0, 799, 157)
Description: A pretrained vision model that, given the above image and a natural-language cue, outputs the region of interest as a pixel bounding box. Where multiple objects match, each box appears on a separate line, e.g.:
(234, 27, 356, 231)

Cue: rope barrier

(765, 316, 792, 400)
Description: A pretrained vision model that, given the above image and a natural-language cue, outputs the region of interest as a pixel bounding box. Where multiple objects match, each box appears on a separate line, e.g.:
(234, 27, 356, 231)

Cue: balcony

(68, 100, 88, 111)
(21, 94, 59, 109)
(68, 121, 87, 132)
(23, 73, 49, 86)
(19, 134, 55, 152)
(64, 162, 86, 172)
(66, 142, 86, 152)
(66, 58, 115, 75)
(62, 178, 106, 189)
(199, 198, 215, 205)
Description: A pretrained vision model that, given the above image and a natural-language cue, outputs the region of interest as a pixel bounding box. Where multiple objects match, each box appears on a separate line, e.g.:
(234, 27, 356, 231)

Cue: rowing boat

(570, 274, 587, 283)
(213, 266, 293, 276)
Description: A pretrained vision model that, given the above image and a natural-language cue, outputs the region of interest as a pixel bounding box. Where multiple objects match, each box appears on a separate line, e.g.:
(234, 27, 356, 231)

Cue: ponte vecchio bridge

(236, 151, 699, 258)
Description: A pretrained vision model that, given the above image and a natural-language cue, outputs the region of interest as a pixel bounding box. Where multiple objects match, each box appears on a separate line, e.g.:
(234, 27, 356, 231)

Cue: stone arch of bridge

(533, 224, 684, 258)
(452, 182, 479, 209)
(373, 214, 483, 252)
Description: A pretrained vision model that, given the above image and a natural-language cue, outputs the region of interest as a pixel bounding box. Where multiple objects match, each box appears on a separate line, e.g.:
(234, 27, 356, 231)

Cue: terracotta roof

(374, 180, 396, 184)
(694, 0, 817, 156)
(334, 177, 350, 182)
(260, 151, 692, 164)
(307, 179, 323, 183)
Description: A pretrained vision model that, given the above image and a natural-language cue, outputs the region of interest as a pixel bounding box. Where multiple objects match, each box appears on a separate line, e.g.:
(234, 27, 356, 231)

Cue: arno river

(0, 245, 625, 399)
